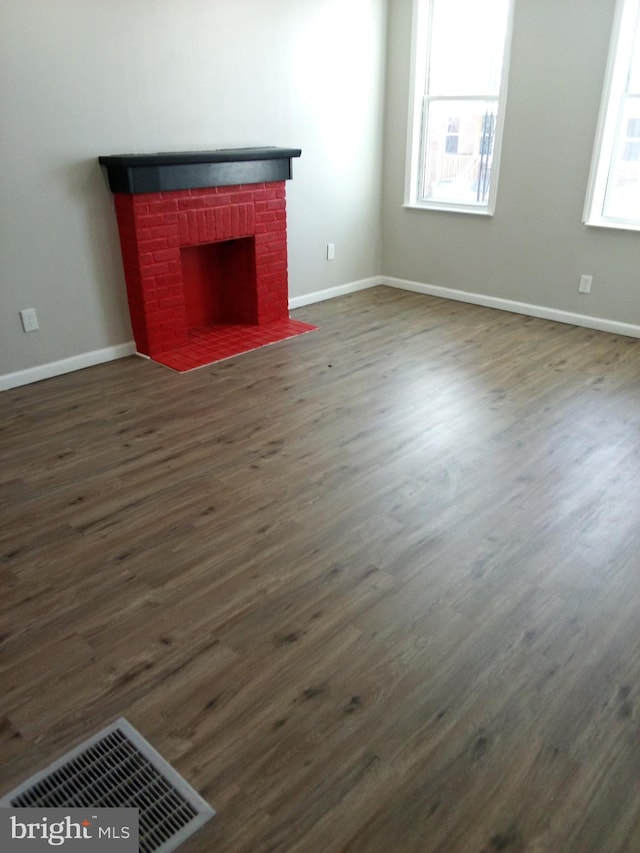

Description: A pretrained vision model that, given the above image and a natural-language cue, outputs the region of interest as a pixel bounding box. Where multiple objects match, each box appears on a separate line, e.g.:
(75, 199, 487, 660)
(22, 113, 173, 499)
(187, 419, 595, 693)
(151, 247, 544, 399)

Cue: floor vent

(0, 718, 215, 853)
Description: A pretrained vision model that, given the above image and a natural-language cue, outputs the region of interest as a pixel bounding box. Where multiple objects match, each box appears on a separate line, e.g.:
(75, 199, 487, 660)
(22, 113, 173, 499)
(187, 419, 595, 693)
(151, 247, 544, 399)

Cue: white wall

(0, 0, 387, 380)
(382, 0, 640, 328)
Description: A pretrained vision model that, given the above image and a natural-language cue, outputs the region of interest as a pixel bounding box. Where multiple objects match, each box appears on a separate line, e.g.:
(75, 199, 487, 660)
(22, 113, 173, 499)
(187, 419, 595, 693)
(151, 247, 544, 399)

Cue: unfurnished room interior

(1, 1, 640, 851)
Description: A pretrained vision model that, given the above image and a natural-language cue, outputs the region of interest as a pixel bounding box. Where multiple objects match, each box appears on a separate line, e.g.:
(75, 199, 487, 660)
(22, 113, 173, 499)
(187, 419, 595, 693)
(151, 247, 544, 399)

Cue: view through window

(407, 0, 514, 213)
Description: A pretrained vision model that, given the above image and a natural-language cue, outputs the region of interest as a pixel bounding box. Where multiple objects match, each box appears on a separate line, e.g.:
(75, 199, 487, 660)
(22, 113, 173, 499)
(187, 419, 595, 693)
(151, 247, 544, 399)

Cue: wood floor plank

(2, 287, 640, 851)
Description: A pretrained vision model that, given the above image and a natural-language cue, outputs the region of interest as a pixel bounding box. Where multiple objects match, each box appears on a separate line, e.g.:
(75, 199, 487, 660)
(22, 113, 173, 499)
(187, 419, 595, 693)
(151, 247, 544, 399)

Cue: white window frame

(404, 0, 515, 216)
(584, 0, 640, 231)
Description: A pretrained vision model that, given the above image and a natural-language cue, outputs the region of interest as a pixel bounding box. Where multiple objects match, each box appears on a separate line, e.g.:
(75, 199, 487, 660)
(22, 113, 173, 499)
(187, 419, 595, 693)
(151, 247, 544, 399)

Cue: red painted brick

(150, 307, 180, 324)
(255, 232, 277, 246)
(153, 248, 178, 262)
(159, 295, 185, 309)
(230, 205, 240, 234)
(211, 207, 222, 241)
(141, 225, 178, 240)
(140, 261, 171, 276)
(256, 210, 277, 221)
(136, 214, 166, 227)
(109, 178, 295, 359)
(148, 199, 178, 214)
(138, 238, 169, 253)
(197, 210, 208, 243)
(155, 273, 183, 287)
(254, 186, 282, 201)
(259, 272, 281, 287)
(185, 210, 198, 246)
(205, 208, 216, 235)
(178, 213, 190, 243)
(229, 191, 255, 205)
(154, 286, 175, 300)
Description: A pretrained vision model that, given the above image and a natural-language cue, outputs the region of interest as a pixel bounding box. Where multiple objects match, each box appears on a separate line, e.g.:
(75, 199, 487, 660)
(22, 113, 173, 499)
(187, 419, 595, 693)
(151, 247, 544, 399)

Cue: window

(584, 0, 640, 230)
(445, 118, 460, 154)
(405, 0, 514, 214)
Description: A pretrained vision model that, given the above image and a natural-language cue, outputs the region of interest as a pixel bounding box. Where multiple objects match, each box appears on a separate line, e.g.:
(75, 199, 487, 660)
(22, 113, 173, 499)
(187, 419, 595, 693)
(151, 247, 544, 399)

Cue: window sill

(403, 201, 494, 216)
(584, 217, 640, 233)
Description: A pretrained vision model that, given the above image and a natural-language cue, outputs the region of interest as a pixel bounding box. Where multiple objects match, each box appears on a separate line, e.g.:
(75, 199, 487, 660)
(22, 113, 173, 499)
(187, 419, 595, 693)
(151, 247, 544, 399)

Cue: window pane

(631, 47, 640, 94)
(624, 140, 640, 160)
(628, 7, 640, 93)
(603, 97, 640, 218)
(428, 0, 511, 96)
(626, 117, 640, 137)
(421, 100, 498, 204)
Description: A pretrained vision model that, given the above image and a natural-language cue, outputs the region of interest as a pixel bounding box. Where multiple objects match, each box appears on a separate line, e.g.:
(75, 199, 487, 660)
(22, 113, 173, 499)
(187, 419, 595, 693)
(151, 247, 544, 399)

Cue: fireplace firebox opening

(181, 237, 258, 330)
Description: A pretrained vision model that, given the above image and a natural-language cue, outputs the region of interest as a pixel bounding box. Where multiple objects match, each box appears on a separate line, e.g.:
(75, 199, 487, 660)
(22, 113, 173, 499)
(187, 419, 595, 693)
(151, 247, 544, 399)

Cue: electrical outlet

(327, 243, 335, 261)
(20, 308, 39, 332)
(578, 274, 592, 294)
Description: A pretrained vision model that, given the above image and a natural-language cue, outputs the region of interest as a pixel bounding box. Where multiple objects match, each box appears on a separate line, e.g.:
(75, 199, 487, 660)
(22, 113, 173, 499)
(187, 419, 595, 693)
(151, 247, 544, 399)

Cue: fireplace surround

(99, 147, 316, 372)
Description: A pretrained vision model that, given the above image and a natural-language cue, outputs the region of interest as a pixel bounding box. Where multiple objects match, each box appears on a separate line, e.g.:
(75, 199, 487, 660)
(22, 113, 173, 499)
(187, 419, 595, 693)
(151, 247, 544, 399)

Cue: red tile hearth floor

(149, 319, 318, 372)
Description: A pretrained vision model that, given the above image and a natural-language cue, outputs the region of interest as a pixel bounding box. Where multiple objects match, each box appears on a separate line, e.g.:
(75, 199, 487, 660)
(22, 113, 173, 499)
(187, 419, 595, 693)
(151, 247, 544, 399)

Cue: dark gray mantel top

(98, 147, 302, 194)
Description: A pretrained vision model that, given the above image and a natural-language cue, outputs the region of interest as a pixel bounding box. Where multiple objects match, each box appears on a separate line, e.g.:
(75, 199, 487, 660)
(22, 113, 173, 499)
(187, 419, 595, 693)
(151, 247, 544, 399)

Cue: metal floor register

(0, 718, 215, 852)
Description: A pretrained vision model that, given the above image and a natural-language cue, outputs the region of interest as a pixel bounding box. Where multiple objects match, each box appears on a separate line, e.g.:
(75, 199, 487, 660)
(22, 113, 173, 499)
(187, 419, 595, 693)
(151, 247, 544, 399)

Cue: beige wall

(0, 0, 387, 378)
(382, 0, 640, 326)
(3, 0, 639, 385)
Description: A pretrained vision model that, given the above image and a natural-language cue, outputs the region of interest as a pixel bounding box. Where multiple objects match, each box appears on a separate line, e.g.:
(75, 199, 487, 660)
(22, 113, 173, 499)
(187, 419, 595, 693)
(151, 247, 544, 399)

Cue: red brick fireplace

(99, 148, 316, 372)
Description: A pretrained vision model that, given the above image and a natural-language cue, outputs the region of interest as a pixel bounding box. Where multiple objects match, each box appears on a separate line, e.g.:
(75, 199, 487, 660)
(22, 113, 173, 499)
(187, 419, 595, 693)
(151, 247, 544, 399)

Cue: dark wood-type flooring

(2, 287, 640, 851)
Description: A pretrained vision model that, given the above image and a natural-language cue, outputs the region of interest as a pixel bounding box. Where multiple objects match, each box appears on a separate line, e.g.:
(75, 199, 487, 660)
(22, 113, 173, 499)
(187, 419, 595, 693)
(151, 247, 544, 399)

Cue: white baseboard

(382, 276, 640, 339)
(289, 276, 381, 309)
(0, 342, 137, 392)
(290, 274, 640, 339)
(4, 276, 637, 391)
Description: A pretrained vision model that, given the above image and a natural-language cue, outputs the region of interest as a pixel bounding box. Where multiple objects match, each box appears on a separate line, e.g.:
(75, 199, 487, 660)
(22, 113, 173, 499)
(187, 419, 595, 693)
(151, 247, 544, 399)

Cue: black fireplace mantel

(98, 147, 302, 194)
